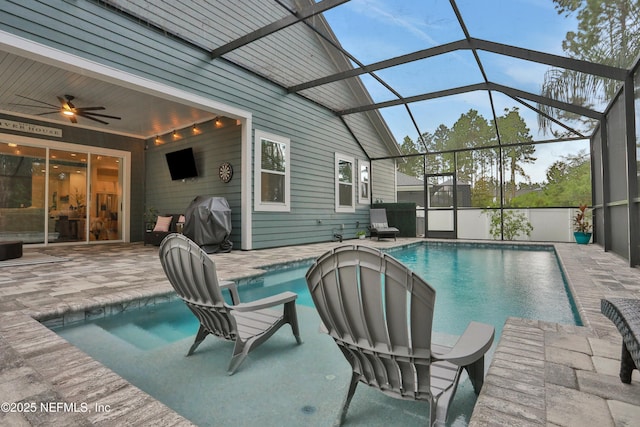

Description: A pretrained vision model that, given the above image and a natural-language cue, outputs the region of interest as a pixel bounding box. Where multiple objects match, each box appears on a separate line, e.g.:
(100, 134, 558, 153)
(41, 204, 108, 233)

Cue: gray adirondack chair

(159, 233, 302, 375)
(601, 298, 640, 383)
(369, 208, 400, 240)
(305, 245, 494, 427)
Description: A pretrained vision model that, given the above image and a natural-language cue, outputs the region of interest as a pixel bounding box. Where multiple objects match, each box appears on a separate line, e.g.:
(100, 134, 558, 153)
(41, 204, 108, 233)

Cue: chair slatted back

(306, 245, 436, 399)
(369, 208, 389, 227)
(159, 233, 236, 339)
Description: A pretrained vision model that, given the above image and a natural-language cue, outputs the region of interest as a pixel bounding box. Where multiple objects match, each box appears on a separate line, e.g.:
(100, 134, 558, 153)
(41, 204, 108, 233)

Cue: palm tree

(538, 0, 640, 136)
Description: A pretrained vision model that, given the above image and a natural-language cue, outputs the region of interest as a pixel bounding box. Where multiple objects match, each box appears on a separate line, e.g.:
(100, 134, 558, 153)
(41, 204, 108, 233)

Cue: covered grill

(183, 196, 232, 253)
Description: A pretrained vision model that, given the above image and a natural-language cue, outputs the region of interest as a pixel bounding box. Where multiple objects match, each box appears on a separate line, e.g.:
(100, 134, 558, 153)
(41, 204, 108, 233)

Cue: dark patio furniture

(601, 298, 640, 383)
(368, 208, 400, 241)
(0, 240, 23, 261)
(144, 213, 182, 246)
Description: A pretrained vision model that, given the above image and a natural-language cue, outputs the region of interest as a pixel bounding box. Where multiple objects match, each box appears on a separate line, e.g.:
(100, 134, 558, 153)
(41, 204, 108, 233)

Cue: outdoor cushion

(153, 215, 173, 232)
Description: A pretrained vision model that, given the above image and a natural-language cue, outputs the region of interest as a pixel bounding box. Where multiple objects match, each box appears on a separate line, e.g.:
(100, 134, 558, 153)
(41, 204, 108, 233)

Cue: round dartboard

(218, 162, 233, 183)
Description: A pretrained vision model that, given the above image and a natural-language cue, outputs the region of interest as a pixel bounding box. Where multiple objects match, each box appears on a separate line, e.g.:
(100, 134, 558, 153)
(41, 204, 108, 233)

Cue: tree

(493, 108, 536, 203)
(509, 150, 591, 207)
(539, 0, 640, 135)
(423, 124, 453, 175)
(545, 151, 591, 205)
(397, 136, 423, 177)
(471, 176, 498, 207)
(448, 110, 494, 184)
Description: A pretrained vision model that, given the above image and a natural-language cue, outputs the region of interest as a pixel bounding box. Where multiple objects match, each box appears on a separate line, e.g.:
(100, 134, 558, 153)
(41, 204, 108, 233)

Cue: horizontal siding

(2, 0, 399, 249)
(372, 159, 397, 203)
(145, 118, 242, 247)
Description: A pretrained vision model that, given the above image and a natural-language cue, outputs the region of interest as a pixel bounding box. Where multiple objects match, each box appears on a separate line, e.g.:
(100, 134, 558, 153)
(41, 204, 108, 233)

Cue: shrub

(485, 209, 533, 240)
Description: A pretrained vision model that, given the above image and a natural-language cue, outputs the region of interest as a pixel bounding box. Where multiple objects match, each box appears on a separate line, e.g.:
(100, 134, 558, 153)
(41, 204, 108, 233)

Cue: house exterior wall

(144, 118, 243, 248)
(1, 0, 398, 249)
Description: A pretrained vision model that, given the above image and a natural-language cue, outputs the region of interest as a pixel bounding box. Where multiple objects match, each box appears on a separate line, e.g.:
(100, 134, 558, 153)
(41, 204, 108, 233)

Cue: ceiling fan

(11, 94, 121, 125)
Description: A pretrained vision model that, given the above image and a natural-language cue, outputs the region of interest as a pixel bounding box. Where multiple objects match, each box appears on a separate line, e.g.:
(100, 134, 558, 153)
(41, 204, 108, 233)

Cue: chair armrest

(232, 291, 297, 312)
(434, 321, 494, 366)
(219, 280, 240, 305)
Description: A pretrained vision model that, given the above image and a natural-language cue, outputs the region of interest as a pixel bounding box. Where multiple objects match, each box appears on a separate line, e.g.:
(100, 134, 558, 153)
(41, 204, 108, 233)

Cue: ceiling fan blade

(77, 114, 109, 125)
(16, 95, 59, 108)
(69, 115, 78, 124)
(8, 103, 52, 108)
(80, 112, 121, 120)
(36, 111, 64, 116)
(74, 106, 106, 112)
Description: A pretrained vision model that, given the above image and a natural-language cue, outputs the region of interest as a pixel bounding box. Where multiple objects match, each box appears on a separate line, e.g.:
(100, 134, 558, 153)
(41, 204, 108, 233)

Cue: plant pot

(358, 235, 366, 240)
(574, 231, 592, 245)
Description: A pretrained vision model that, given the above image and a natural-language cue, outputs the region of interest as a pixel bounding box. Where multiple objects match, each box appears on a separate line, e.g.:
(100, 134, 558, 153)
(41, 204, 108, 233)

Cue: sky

(321, 0, 593, 183)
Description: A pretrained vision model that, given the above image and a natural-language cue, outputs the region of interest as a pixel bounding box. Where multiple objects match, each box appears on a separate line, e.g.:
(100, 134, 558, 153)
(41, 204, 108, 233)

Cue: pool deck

(0, 238, 639, 426)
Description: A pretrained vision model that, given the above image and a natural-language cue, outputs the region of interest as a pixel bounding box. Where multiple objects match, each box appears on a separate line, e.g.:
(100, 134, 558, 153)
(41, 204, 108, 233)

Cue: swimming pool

(53, 242, 580, 426)
(56, 242, 580, 351)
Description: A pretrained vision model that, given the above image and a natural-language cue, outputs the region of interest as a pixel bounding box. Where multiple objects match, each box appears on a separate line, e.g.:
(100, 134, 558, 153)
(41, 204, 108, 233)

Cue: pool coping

(1, 238, 639, 426)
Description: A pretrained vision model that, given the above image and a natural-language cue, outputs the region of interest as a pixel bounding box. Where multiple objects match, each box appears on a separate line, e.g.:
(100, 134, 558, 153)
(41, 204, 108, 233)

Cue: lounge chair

(305, 245, 494, 427)
(159, 233, 302, 375)
(601, 298, 640, 383)
(369, 208, 400, 240)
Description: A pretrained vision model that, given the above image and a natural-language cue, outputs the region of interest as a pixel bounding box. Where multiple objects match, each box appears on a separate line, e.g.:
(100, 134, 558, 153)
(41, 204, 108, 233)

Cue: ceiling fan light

(63, 110, 75, 116)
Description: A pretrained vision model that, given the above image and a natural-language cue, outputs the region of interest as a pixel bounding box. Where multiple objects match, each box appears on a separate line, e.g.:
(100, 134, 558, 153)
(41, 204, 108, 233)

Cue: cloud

(347, 0, 442, 46)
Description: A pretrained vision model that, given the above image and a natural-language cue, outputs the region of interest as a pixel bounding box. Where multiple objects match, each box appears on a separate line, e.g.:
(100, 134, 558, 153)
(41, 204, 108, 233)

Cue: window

(358, 160, 370, 204)
(254, 130, 290, 211)
(335, 153, 355, 212)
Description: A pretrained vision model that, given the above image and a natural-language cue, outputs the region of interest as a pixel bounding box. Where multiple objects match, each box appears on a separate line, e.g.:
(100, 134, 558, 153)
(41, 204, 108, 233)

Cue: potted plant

(144, 207, 159, 231)
(573, 204, 592, 244)
(356, 230, 367, 240)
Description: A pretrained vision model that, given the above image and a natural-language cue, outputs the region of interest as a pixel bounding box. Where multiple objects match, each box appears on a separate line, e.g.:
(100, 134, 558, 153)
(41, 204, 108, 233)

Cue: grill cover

(183, 196, 232, 253)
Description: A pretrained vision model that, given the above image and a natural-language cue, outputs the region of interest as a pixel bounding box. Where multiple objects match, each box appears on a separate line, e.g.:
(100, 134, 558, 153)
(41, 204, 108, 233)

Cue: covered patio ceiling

(0, 0, 637, 149)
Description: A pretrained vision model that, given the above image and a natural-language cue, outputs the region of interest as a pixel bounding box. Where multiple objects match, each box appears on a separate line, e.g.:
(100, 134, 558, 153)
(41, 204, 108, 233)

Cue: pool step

(105, 322, 192, 351)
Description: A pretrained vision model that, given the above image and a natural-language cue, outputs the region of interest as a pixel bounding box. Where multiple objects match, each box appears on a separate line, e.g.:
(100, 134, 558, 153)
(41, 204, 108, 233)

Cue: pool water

(388, 244, 581, 336)
(57, 243, 580, 352)
(238, 243, 580, 337)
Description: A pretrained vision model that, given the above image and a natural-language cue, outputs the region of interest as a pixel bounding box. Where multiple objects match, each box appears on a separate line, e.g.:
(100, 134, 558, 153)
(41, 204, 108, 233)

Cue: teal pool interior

(53, 242, 581, 426)
(233, 242, 581, 338)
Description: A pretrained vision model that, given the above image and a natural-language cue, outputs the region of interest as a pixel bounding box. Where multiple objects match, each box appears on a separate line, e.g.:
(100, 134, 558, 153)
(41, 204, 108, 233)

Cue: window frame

(358, 159, 371, 205)
(254, 130, 290, 212)
(335, 153, 355, 213)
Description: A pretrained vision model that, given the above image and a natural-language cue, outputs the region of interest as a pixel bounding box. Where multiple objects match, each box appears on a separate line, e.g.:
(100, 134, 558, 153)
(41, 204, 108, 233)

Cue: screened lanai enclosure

(193, 0, 639, 265)
(140, 0, 637, 265)
(1, 0, 639, 265)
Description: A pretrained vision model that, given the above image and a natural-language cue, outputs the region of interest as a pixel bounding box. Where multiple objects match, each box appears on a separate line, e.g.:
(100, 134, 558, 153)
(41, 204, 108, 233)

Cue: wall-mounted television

(165, 147, 198, 180)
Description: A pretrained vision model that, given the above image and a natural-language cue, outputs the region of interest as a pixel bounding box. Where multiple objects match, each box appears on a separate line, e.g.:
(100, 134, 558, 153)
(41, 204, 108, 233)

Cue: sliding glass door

(48, 149, 88, 243)
(89, 154, 122, 241)
(0, 143, 47, 243)
(0, 139, 126, 245)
